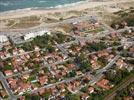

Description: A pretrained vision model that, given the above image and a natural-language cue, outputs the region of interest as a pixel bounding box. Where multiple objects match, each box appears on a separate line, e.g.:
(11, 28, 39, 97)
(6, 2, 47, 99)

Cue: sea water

(0, 0, 83, 12)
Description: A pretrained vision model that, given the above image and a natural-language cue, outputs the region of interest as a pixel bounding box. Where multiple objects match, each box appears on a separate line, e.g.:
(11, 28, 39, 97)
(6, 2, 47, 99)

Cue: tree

(31, 95, 40, 100)
(4, 65, 13, 70)
(127, 59, 134, 64)
(87, 42, 107, 52)
(80, 60, 91, 71)
(74, 54, 91, 72)
(53, 33, 66, 43)
(114, 82, 134, 100)
(105, 69, 130, 85)
(68, 70, 76, 77)
(59, 17, 63, 21)
(65, 94, 80, 100)
(98, 57, 107, 66)
(25, 94, 40, 100)
(43, 92, 51, 100)
(90, 93, 104, 100)
(80, 86, 88, 93)
(122, 50, 128, 57)
(47, 45, 55, 53)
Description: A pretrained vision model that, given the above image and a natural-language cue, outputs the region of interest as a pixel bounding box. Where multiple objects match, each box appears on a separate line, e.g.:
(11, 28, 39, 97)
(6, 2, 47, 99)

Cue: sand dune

(0, 0, 133, 20)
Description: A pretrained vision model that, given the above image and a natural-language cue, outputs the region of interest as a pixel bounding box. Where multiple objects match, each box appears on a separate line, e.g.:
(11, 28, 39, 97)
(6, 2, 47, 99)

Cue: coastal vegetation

(111, 13, 134, 29)
(111, 7, 134, 29)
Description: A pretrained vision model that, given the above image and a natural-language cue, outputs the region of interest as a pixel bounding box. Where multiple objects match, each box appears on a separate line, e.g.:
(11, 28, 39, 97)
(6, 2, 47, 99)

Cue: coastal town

(0, 0, 134, 100)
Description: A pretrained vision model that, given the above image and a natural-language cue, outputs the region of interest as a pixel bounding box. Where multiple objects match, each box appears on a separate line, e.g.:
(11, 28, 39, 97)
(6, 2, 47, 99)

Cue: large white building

(23, 30, 51, 40)
(0, 35, 8, 43)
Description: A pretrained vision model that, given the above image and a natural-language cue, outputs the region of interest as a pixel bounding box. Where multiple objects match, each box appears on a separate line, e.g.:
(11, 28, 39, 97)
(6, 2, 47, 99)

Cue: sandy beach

(0, 0, 134, 33)
(0, 0, 133, 20)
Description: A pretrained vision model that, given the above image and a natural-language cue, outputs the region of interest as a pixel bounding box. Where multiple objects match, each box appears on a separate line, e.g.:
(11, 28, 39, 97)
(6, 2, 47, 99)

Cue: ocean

(0, 0, 83, 12)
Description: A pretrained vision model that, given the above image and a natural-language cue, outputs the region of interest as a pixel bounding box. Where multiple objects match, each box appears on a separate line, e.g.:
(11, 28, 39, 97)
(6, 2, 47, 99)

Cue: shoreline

(0, 0, 133, 33)
(0, 0, 87, 14)
(0, 0, 133, 20)
(0, 0, 121, 20)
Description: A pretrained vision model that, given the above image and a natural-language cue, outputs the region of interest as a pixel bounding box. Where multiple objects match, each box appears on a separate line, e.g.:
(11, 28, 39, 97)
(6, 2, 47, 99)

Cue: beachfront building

(0, 35, 8, 43)
(23, 30, 51, 40)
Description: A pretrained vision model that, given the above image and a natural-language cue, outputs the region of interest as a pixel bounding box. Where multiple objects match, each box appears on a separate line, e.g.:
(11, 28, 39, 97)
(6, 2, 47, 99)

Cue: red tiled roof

(129, 47, 134, 52)
(4, 70, 13, 76)
(97, 79, 110, 90)
(39, 76, 48, 85)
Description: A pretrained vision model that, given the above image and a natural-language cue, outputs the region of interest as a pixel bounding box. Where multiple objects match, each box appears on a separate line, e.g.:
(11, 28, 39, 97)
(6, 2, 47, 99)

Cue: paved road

(0, 72, 16, 100)
(59, 40, 78, 47)
(65, 55, 120, 94)
(71, 26, 134, 43)
(6, 44, 126, 99)
(0, 15, 98, 35)
(0, 13, 133, 99)
(5, 57, 72, 79)
(3, 43, 123, 79)
(0, 96, 3, 100)
(90, 55, 120, 86)
(56, 44, 69, 56)
(1, 49, 37, 60)
(96, 55, 120, 74)
(16, 71, 93, 98)
(16, 54, 120, 98)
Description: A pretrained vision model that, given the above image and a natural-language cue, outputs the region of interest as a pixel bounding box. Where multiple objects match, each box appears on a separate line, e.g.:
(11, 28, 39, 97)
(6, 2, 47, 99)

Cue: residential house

(0, 90, 8, 98)
(96, 79, 111, 90)
(116, 59, 126, 69)
(38, 88, 45, 96)
(88, 87, 94, 94)
(7, 78, 17, 90)
(81, 93, 90, 100)
(0, 35, 8, 43)
(4, 70, 13, 76)
(39, 75, 48, 85)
